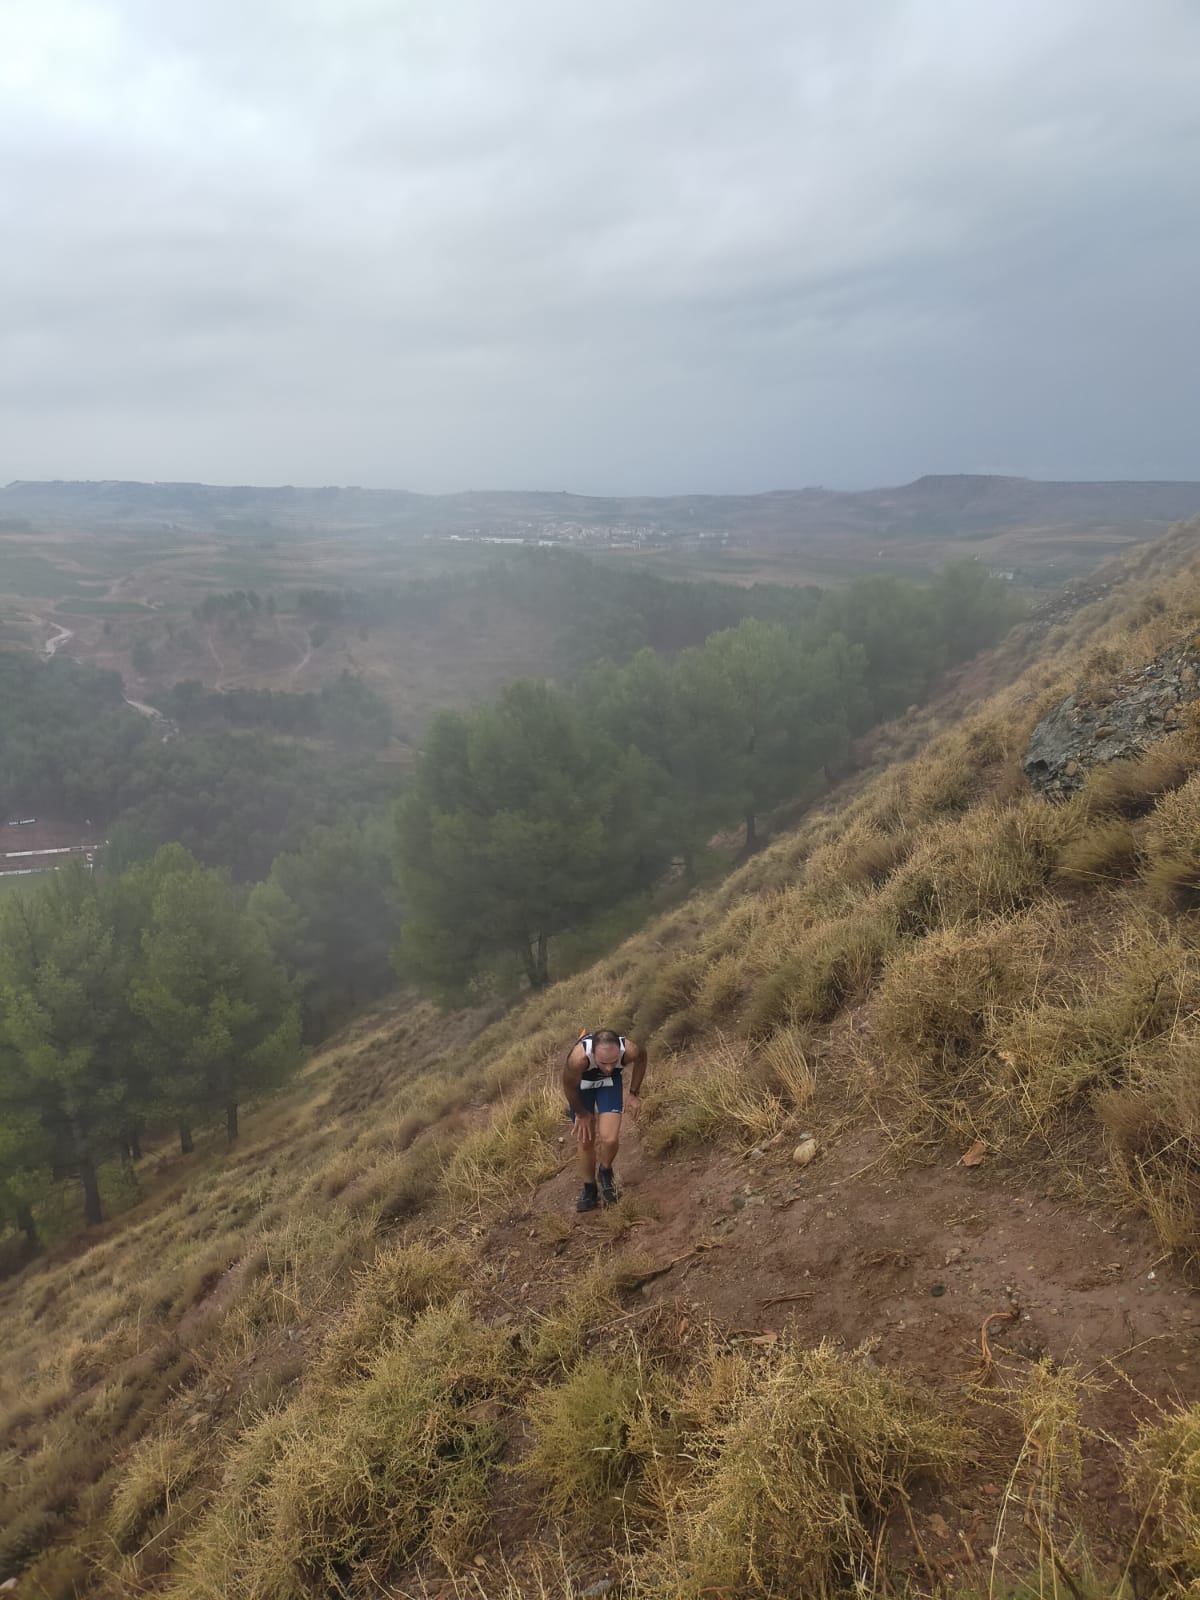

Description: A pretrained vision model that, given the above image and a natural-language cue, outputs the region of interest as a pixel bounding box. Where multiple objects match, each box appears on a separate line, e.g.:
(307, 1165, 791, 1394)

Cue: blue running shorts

(568, 1075, 625, 1119)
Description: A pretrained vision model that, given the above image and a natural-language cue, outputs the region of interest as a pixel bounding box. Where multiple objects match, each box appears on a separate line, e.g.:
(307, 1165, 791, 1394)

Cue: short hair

(592, 1028, 621, 1046)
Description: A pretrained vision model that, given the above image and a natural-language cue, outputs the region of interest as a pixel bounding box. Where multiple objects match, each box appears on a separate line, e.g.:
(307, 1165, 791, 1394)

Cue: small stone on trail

(945, 1247, 965, 1265)
(792, 1137, 818, 1167)
(930, 1283, 947, 1297)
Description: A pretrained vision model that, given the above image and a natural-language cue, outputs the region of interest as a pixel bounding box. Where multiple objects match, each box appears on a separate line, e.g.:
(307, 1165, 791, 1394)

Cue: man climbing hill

(562, 1028, 646, 1212)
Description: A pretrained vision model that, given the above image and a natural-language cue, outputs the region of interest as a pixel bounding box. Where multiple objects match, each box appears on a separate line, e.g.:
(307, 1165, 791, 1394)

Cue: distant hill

(5, 472, 1200, 545)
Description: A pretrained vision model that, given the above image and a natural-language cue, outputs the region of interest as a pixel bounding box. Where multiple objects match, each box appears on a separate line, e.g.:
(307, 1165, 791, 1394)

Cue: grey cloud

(1, 0, 1198, 490)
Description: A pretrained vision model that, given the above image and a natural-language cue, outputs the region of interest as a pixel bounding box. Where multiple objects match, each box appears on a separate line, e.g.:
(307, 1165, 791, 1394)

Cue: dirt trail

(38, 619, 73, 656)
(205, 629, 228, 689)
(286, 629, 312, 686)
(477, 1104, 1200, 1573)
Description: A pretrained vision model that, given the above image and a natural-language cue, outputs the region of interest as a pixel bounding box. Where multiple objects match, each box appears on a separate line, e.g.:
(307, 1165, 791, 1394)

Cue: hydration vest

(576, 1031, 628, 1087)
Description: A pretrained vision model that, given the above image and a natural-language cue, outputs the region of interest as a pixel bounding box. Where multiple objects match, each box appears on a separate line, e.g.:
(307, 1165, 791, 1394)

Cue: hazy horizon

(4, 1, 1199, 494)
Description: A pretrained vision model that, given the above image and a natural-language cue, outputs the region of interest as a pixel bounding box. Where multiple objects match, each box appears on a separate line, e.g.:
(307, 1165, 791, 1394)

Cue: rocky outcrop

(1024, 633, 1200, 797)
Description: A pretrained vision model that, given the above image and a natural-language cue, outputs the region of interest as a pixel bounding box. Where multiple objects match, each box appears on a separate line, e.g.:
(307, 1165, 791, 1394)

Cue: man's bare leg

(576, 1129, 598, 1184)
(596, 1111, 623, 1203)
(573, 1112, 600, 1211)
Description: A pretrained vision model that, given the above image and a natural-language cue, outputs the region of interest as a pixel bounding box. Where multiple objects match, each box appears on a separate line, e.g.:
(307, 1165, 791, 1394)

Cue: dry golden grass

(5, 519, 1200, 1596)
(1123, 1400, 1200, 1595)
(995, 914, 1200, 1139)
(440, 1090, 563, 1218)
(1054, 815, 1141, 886)
(1142, 768, 1200, 910)
(521, 1352, 678, 1519)
(317, 1239, 473, 1380)
(870, 909, 1063, 1138)
(675, 1337, 968, 1598)
(166, 1301, 514, 1598)
(642, 1038, 796, 1153)
(1078, 737, 1194, 821)
(1095, 1036, 1200, 1260)
(522, 1259, 627, 1379)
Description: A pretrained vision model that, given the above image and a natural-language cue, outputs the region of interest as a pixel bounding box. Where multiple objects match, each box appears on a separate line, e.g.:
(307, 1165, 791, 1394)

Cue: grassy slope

(5, 523, 1200, 1597)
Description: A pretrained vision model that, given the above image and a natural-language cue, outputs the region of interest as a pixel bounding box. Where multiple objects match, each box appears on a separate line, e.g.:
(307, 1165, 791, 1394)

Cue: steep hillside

(4, 521, 1200, 1599)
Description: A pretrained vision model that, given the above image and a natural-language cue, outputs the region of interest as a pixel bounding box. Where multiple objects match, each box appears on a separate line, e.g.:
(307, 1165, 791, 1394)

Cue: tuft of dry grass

(441, 1091, 562, 1218)
(1078, 737, 1194, 821)
(643, 1039, 792, 1153)
(522, 1258, 632, 1378)
(107, 1429, 201, 1553)
(1095, 1036, 1200, 1260)
(1054, 816, 1141, 886)
(631, 953, 705, 1039)
(521, 1353, 678, 1519)
(1142, 769, 1200, 911)
(318, 1239, 473, 1380)
(996, 914, 1200, 1139)
(882, 800, 1067, 937)
(166, 1302, 514, 1598)
(677, 1337, 968, 1598)
(1123, 1400, 1200, 1593)
(871, 910, 1060, 1137)
(744, 907, 898, 1038)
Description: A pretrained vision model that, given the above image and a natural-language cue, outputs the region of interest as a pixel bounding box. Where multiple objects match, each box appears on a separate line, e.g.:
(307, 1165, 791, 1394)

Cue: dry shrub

(1095, 1037, 1200, 1259)
(905, 716, 1012, 820)
(347, 1132, 451, 1223)
(108, 1430, 200, 1550)
(643, 1039, 790, 1153)
(1124, 1401, 1200, 1594)
(523, 1259, 626, 1378)
(653, 1006, 705, 1053)
(441, 1092, 561, 1217)
(522, 1354, 676, 1519)
(1143, 770, 1200, 910)
(319, 1240, 473, 1379)
(800, 821, 912, 907)
(679, 1339, 966, 1597)
(997, 916, 1200, 1134)
(58, 1323, 139, 1389)
(872, 913, 1057, 1133)
(1054, 817, 1141, 886)
(166, 1303, 512, 1598)
(223, 1211, 376, 1338)
(1079, 737, 1193, 820)
(744, 909, 898, 1039)
(758, 1027, 816, 1109)
(631, 954, 704, 1038)
(981, 1357, 1096, 1579)
(692, 953, 750, 1025)
(882, 801, 1065, 936)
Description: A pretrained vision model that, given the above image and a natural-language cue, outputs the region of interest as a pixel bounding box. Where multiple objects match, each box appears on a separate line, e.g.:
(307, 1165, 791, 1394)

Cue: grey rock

(1024, 632, 1200, 795)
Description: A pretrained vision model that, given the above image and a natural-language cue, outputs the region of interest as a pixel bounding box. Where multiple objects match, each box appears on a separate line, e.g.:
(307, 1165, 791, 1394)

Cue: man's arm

(561, 1043, 592, 1120)
(625, 1041, 646, 1111)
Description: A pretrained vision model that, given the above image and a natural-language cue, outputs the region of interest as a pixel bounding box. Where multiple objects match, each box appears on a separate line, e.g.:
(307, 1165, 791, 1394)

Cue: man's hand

(572, 1112, 597, 1145)
(625, 1092, 642, 1121)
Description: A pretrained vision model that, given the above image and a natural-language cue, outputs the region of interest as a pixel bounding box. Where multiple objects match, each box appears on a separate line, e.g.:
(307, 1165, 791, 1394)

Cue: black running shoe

(576, 1182, 599, 1213)
(598, 1165, 618, 1206)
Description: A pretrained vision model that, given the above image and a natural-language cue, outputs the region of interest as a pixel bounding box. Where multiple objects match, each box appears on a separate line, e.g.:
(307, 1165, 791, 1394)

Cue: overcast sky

(2, 0, 1198, 494)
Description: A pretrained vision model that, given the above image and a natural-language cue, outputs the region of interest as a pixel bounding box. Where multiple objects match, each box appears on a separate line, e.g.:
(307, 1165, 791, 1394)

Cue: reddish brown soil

(472, 1105, 1200, 1589)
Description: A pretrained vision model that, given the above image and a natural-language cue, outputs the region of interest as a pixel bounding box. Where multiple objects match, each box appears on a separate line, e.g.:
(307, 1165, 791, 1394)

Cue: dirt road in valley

(41, 621, 73, 656)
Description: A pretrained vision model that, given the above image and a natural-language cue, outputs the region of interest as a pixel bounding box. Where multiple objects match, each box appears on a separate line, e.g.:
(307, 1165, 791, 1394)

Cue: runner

(562, 1028, 646, 1211)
